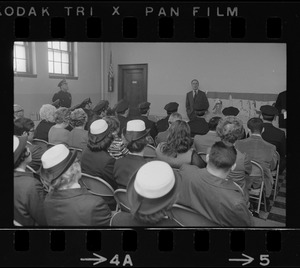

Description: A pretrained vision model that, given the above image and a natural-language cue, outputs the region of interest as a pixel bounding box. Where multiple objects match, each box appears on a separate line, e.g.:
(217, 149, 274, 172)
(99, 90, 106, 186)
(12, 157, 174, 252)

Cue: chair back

(80, 172, 114, 197)
(197, 151, 207, 163)
(26, 165, 37, 174)
(13, 220, 22, 226)
(171, 204, 219, 227)
(143, 144, 157, 158)
(114, 189, 131, 212)
(271, 151, 280, 201)
(32, 138, 48, 150)
(69, 147, 83, 161)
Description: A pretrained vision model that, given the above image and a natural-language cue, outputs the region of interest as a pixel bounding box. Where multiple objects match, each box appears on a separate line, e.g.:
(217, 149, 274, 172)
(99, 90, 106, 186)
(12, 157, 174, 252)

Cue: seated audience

(48, 107, 71, 145)
(177, 141, 254, 226)
(81, 119, 117, 189)
(216, 116, 252, 204)
(115, 100, 130, 137)
(260, 105, 286, 174)
(34, 104, 56, 142)
(113, 120, 149, 188)
(86, 100, 109, 131)
(68, 108, 88, 150)
(14, 135, 47, 226)
(188, 103, 209, 137)
(222, 106, 247, 139)
(235, 117, 278, 210)
(156, 102, 179, 133)
(106, 116, 129, 159)
(40, 144, 111, 226)
(14, 117, 46, 171)
(14, 104, 24, 121)
(110, 161, 181, 226)
(156, 120, 206, 169)
(70, 97, 94, 131)
(132, 102, 158, 140)
(193, 116, 222, 154)
(155, 112, 182, 145)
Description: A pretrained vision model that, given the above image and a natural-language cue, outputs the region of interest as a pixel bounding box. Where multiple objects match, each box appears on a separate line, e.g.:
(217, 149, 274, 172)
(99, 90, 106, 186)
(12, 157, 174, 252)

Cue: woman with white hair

(34, 104, 56, 142)
(40, 144, 112, 226)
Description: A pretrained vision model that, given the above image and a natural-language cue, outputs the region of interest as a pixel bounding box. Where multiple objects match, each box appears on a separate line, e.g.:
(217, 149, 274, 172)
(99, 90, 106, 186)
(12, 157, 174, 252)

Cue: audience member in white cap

(110, 161, 181, 226)
(34, 104, 56, 142)
(106, 116, 129, 159)
(48, 107, 71, 145)
(14, 135, 47, 226)
(81, 119, 117, 190)
(14, 104, 24, 121)
(113, 120, 150, 188)
(68, 108, 88, 150)
(156, 120, 206, 169)
(40, 144, 111, 226)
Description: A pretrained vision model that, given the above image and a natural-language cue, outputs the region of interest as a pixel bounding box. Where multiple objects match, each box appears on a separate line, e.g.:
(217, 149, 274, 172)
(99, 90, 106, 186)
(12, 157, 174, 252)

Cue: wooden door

(118, 64, 148, 115)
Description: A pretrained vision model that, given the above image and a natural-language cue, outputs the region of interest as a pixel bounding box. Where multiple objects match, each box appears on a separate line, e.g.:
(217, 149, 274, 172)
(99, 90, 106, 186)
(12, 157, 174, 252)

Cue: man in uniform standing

(52, 79, 72, 108)
(186, 79, 209, 120)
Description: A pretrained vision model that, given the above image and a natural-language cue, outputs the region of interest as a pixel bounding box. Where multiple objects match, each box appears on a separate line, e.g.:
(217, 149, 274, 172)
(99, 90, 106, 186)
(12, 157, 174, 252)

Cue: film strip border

(1, 229, 298, 266)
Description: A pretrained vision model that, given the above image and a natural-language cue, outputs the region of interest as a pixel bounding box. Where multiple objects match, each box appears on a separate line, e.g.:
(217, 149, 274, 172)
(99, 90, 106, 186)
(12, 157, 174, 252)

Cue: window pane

(62, 63, 69, 74)
(54, 62, 62, 73)
(48, 51, 53, 61)
(48, 42, 52, 48)
(16, 59, 26, 72)
(61, 52, 69, 63)
(52, 42, 60, 49)
(60, 42, 68, 51)
(16, 46, 26, 59)
(48, 62, 54, 73)
(54, 52, 61, 62)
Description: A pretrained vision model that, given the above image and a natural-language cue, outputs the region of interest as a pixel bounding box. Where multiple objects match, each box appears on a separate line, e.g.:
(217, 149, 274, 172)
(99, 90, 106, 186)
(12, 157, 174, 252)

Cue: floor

(252, 172, 286, 227)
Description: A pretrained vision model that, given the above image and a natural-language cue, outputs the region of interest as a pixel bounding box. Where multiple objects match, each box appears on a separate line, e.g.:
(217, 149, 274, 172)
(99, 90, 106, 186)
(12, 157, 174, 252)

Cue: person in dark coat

(260, 105, 286, 174)
(40, 144, 111, 226)
(34, 104, 56, 142)
(156, 102, 179, 133)
(274, 90, 286, 129)
(14, 117, 47, 171)
(113, 120, 150, 188)
(177, 141, 254, 227)
(110, 161, 181, 226)
(14, 135, 47, 226)
(188, 102, 209, 138)
(115, 100, 130, 137)
(80, 119, 117, 189)
(52, 78, 72, 108)
(186, 79, 209, 120)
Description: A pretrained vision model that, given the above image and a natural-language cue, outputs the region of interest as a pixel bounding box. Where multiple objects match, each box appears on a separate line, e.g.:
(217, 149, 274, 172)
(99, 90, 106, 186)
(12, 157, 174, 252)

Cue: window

(13, 42, 35, 76)
(48, 41, 76, 77)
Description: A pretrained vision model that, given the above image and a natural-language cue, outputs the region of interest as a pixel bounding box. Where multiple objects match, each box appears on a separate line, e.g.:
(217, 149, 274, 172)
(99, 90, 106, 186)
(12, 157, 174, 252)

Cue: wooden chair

(32, 138, 48, 150)
(143, 144, 157, 159)
(271, 151, 280, 202)
(170, 204, 219, 227)
(80, 172, 117, 211)
(26, 165, 37, 174)
(197, 151, 207, 163)
(114, 189, 130, 212)
(69, 146, 83, 161)
(248, 160, 267, 214)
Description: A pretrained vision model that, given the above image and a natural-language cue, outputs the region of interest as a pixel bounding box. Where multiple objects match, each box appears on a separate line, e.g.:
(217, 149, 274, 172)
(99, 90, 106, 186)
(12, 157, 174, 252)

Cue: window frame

(48, 41, 78, 80)
(13, 42, 37, 78)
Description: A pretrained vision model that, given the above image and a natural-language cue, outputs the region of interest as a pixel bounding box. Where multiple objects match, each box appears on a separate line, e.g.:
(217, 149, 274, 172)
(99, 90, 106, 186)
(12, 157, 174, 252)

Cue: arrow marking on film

(229, 253, 254, 266)
(80, 253, 107, 265)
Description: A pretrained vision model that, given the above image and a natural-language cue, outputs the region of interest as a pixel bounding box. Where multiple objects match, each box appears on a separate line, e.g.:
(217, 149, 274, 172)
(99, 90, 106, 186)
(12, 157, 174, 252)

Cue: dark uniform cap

(222, 106, 239, 116)
(115, 100, 129, 113)
(57, 78, 67, 87)
(164, 102, 179, 113)
(194, 101, 209, 111)
(138, 102, 151, 110)
(93, 100, 109, 113)
(260, 105, 278, 116)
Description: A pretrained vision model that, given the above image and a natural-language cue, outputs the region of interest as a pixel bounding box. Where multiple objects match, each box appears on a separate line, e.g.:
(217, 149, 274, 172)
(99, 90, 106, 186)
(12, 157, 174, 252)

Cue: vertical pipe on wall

(100, 42, 104, 100)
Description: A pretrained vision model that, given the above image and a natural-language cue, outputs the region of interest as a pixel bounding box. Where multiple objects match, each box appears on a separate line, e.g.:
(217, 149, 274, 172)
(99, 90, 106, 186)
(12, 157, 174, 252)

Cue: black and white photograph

(13, 41, 286, 228)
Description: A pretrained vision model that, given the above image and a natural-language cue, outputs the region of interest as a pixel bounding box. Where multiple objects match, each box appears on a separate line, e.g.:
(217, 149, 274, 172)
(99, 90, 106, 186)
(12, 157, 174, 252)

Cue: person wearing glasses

(14, 117, 47, 171)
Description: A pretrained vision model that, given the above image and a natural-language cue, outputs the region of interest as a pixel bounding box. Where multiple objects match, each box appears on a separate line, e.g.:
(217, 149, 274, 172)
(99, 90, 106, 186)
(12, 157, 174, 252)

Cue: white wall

(109, 43, 286, 118)
(14, 42, 102, 118)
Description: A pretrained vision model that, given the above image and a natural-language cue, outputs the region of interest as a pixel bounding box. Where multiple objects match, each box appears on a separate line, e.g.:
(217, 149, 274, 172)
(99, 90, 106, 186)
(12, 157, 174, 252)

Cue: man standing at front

(186, 79, 209, 120)
(52, 79, 72, 108)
